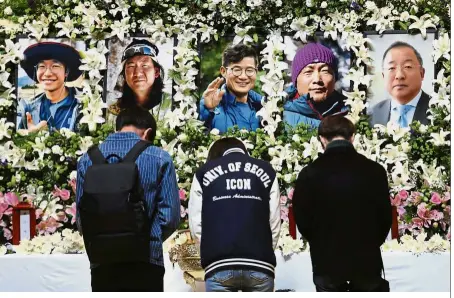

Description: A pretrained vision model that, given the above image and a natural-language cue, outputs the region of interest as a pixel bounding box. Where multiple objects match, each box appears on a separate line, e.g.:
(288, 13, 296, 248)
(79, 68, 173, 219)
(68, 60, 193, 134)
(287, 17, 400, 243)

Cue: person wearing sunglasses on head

(200, 43, 264, 134)
(109, 39, 165, 117)
(17, 42, 83, 133)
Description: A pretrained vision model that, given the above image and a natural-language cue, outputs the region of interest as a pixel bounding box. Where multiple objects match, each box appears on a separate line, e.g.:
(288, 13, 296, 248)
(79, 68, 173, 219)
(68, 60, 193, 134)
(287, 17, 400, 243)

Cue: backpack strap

(87, 146, 107, 165)
(123, 140, 152, 163)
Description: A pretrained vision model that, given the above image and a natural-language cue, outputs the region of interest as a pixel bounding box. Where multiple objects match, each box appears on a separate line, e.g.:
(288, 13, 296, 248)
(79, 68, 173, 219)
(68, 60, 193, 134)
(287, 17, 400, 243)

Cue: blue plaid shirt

(75, 132, 181, 267)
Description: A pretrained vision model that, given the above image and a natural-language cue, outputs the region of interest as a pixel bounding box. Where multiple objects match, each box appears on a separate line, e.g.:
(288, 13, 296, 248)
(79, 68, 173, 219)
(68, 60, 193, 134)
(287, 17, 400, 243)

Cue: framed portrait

(282, 34, 352, 92)
(198, 35, 267, 98)
(105, 36, 175, 122)
(364, 30, 437, 108)
(15, 37, 86, 133)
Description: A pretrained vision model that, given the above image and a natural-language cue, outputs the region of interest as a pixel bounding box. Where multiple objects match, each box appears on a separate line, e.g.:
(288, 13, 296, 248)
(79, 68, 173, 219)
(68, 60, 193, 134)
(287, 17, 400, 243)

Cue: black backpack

(79, 140, 152, 264)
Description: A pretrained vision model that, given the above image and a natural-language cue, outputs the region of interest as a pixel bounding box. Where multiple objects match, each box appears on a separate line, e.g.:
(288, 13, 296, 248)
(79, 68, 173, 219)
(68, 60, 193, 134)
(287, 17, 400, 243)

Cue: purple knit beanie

(291, 43, 336, 85)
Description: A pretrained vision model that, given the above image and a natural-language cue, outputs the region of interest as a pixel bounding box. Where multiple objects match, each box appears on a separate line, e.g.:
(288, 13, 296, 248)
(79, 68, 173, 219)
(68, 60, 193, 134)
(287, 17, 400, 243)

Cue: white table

(0, 252, 449, 292)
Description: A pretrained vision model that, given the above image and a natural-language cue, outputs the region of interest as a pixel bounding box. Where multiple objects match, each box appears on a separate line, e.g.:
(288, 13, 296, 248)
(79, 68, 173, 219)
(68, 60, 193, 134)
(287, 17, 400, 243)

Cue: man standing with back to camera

(188, 137, 281, 292)
(76, 106, 180, 292)
(292, 115, 392, 292)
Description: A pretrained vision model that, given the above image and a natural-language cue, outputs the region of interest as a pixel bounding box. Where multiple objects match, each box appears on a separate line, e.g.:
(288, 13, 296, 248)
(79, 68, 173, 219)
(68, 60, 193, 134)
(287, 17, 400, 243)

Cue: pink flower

(280, 195, 287, 205)
(65, 203, 77, 225)
(417, 203, 434, 220)
(179, 189, 186, 201)
(280, 206, 289, 221)
(412, 217, 424, 228)
(441, 191, 450, 203)
(431, 210, 444, 221)
(287, 188, 294, 201)
(409, 191, 423, 205)
(398, 189, 409, 200)
(4, 192, 18, 206)
(0, 202, 8, 220)
(36, 217, 63, 235)
(2, 228, 12, 240)
(52, 186, 70, 201)
(390, 194, 401, 206)
(444, 205, 451, 216)
(430, 192, 442, 205)
(397, 206, 406, 216)
(69, 179, 77, 195)
(35, 209, 43, 219)
(180, 206, 187, 218)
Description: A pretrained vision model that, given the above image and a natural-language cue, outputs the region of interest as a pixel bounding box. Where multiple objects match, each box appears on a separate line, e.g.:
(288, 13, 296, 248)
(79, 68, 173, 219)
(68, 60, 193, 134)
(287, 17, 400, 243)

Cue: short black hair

(382, 41, 423, 67)
(318, 115, 356, 141)
(116, 106, 157, 142)
(222, 43, 258, 67)
(207, 137, 248, 161)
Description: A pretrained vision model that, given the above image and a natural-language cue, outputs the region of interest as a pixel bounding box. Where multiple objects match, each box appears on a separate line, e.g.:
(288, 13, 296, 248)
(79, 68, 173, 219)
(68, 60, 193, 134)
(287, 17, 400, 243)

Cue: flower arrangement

(0, 0, 450, 254)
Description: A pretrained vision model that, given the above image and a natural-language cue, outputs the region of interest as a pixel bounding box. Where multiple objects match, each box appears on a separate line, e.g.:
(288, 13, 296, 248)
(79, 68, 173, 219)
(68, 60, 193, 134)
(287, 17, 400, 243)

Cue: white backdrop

(0, 252, 449, 292)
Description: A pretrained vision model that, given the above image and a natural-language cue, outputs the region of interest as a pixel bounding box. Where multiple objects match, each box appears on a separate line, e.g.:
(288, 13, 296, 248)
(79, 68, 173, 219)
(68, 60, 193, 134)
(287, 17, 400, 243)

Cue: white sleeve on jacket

(269, 177, 281, 249)
(188, 174, 203, 243)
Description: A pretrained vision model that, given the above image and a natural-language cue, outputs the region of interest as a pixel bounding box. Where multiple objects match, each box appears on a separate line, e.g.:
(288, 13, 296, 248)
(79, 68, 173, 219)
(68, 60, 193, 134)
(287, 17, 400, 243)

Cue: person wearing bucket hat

(109, 39, 165, 116)
(283, 42, 348, 129)
(16, 41, 83, 133)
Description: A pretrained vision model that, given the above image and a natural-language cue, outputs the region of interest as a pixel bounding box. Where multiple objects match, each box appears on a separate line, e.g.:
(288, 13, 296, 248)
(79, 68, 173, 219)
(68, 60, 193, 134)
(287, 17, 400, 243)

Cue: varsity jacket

(188, 147, 281, 279)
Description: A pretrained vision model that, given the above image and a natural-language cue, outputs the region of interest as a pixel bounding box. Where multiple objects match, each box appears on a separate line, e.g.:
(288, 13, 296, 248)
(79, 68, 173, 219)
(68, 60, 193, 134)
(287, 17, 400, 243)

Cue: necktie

(398, 105, 411, 128)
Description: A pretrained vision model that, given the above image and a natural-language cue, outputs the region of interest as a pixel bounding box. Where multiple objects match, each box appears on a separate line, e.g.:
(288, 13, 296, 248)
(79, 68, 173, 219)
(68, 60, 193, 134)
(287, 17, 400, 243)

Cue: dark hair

(222, 43, 258, 67)
(382, 41, 423, 67)
(207, 137, 248, 161)
(116, 106, 157, 143)
(117, 39, 165, 110)
(318, 115, 356, 141)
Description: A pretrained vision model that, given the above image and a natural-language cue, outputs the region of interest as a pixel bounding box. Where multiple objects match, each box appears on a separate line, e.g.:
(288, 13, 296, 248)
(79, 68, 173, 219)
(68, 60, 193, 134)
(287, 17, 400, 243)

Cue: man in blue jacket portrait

(284, 42, 349, 129)
(16, 42, 83, 133)
(199, 43, 263, 134)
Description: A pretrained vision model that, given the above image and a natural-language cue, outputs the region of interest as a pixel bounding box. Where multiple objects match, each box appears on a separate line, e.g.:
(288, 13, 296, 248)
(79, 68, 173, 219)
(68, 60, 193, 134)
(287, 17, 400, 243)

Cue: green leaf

(253, 33, 258, 43)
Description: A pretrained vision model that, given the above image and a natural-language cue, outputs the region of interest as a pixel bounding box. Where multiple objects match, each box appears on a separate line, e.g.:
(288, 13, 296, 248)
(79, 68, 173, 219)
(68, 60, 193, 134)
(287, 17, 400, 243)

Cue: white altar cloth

(0, 252, 449, 292)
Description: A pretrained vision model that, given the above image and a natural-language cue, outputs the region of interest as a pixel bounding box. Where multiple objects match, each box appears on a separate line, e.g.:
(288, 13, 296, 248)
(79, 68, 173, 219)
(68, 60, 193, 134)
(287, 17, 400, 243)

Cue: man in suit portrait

(369, 41, 430, 128)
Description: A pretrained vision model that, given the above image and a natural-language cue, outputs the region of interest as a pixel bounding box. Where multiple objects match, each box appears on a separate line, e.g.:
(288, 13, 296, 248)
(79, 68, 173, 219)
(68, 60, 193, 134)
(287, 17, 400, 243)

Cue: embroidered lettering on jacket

(203, 162, 271, 188)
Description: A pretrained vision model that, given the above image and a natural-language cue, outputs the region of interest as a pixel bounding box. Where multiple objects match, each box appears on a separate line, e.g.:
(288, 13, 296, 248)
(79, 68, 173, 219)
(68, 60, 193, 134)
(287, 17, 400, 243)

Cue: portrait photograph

(16, 38, 86, 133)
(198, 36, 267, 98)
(197, 37, 267, 134)
(105, 36, 175, 122)
(283, 35, 352, 92)
(365, 30, 436, 128)
(280, 35, 351, 130)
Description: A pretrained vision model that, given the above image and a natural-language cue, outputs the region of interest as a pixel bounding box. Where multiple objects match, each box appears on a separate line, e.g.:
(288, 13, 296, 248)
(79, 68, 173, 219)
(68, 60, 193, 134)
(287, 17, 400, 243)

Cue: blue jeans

(205, 269, 274, 292)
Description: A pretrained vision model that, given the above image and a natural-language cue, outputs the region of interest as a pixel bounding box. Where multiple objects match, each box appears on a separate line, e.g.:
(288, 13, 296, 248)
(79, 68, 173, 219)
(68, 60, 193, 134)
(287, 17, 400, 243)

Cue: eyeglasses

(226, 67, 257, 77)
(36, 63, 64, 73)
(122, 44, 157, 62)
(384, 64, 421, 74)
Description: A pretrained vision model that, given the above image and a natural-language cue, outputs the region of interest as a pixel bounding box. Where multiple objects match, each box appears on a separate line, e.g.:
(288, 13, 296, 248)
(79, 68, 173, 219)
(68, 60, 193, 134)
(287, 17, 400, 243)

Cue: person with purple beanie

(284, 42, 349, 129)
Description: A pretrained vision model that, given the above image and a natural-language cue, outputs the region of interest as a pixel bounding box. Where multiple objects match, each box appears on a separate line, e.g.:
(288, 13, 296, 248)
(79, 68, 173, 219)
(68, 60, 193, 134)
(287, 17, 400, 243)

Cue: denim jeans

(205, 269, 274, 292)
(313, 274, 389, 292)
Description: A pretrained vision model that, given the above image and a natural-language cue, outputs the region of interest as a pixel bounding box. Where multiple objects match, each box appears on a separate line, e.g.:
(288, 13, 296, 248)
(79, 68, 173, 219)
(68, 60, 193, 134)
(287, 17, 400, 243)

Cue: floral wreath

(0, 0, 450, 255)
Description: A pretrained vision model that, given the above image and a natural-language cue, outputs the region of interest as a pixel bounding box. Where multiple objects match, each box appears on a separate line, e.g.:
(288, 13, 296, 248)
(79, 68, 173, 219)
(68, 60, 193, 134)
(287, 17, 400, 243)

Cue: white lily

(0, 119, 14, 140)
(432, 33, 450, 63)
(109, 17, 131, 41)
(56, 14, 80, 38)
(408, 14, 436, 38)
(290, 17, 316, 43)
(233, 25, 254, 45)
(429, 129, 450, 146)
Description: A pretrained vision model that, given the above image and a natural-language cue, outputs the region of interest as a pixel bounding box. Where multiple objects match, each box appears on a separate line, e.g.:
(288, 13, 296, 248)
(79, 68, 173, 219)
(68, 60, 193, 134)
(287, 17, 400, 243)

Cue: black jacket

(292, 140, 392, 279)
(188, 148, 281, 278)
